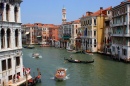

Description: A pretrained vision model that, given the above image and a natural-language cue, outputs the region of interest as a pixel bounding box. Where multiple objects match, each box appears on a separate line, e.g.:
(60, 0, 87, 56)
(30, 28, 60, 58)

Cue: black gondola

(64, 57, 94, 64)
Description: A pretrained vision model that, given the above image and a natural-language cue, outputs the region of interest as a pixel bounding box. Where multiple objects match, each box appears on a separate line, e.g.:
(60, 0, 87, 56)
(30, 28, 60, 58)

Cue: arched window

(76, 29, 77, 34)
(16, 57, 20, 66)
(15, 29, 18, 47)
(0, 3, 4, 21)
(7, 29, 11, 48)
(14, 6, 18, 22)
(84, 28, 87, 36)
(6, 4, 10, 21)
(1, 29, 5, 49)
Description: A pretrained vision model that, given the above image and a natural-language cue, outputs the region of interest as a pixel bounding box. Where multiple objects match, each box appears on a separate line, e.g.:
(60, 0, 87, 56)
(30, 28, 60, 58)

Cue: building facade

(0, 0, 31, 86)
(103, 8, 112, 54)
(80, 7, 111, 53)
(111, 0, 130, 61)
(70, 20, 81, 50)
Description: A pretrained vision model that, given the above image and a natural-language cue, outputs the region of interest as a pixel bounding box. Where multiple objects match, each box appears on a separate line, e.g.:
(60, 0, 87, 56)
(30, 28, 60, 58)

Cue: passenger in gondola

(28, 78, 34, 86)
(36, 73, 41, 83)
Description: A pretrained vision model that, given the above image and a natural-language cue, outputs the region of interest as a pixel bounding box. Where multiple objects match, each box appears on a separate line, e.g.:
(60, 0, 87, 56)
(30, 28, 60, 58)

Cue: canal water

(22, 45, 130, 86)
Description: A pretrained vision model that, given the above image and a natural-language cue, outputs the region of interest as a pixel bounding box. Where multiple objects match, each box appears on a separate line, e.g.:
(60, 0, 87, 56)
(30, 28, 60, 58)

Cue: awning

(8, 75, 32, 86)
(25, 32, 29, 34)
(37, 36, 42, 37)
(62, 36, 70, 39)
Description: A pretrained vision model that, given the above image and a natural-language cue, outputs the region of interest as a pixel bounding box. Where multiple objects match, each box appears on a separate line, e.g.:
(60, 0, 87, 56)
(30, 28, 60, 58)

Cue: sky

(21, 0, 123, 25)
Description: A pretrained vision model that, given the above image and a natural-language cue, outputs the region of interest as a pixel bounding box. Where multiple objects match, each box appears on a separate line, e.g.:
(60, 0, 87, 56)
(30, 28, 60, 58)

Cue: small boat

(83, 50, 93, 55)
(40, 44, 50, 47)
(55, 68, 66, 81)
(23, 45, 35, 49)
(69, 50, 81, 53)
(32, 53, 40, 58)
(66, 47, 73, 51)
(64, 57, 94, 64)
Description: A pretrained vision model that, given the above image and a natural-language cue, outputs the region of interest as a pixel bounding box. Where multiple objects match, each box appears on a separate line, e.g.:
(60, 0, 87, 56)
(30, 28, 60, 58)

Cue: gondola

(64, 57, 94, 64)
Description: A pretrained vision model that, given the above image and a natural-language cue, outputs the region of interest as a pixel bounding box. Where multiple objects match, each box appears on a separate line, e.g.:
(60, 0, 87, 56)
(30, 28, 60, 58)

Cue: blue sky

(21, 0, 123, 25)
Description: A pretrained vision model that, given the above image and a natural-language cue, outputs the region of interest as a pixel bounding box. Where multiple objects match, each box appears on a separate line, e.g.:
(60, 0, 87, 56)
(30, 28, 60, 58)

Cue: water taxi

(55, 68, 66, 81)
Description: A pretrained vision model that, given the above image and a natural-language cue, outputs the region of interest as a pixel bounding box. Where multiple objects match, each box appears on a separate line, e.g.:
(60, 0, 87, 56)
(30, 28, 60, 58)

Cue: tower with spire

(62, 6, 66, 24)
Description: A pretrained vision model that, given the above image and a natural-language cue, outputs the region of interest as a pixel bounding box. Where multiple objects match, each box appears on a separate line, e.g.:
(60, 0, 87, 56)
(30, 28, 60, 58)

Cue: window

(112, 46, 115, 52)
(15, 29, 19, 47)
(76, 29, 77, 34)
(76, 25, 77, 28)
(122, 49, 127, 56)
(94, 31, 96, 36)
(7, 29, 11, 48)
(14, 6, 18, 22)
(1, 29, 5, 49)
(8, 58, 12, 69)
(16, 57, 20, 66)
(107, 11, 110, 14)
(94, 39, 96, 44)
(94, 19, 96, 25)
(8, 75, 12, 80)
(6, 4, 10, 21)
(2, 60, 6, 71)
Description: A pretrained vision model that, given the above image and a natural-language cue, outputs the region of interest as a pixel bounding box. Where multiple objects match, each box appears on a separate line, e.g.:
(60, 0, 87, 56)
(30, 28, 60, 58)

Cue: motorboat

(66, 47, 73, 51)
(23, 45, 35, 49)
(54, 68, 66, 81)
(32, 53, 40, 58)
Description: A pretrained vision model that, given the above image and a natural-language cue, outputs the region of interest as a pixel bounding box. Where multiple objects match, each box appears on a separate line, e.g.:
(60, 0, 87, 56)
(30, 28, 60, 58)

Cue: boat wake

(32, 56, 42, 58)
(50, 74, 70, 80)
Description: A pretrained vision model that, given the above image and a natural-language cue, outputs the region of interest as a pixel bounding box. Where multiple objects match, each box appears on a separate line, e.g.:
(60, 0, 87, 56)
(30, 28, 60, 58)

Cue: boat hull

(64, 58, 94, 64)
(55, 68, 66, 81)
(54, 76, 65, 81)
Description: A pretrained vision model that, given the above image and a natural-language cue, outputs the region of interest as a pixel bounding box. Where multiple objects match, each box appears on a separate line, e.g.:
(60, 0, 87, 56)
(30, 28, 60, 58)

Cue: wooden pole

(26, 73, 28, 86)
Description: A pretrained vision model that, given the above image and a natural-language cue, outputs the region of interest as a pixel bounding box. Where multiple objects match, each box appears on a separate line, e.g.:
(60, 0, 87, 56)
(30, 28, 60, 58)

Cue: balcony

(112, 22, 126, 27)
(112, 33, 130, 37)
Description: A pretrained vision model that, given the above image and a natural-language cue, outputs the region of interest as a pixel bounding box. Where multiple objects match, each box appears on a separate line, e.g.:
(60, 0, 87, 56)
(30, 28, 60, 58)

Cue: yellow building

(80, 7, 111, 52)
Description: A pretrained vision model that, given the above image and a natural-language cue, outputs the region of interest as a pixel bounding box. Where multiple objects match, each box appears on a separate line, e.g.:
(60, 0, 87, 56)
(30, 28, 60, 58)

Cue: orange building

(22, 23, 60, 46)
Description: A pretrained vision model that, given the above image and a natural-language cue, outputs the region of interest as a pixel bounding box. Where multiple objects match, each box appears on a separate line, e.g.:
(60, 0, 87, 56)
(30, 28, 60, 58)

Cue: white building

(0, 0, 31, 86)
(111, 0, 130, 61)
(70, 20, 81, 49)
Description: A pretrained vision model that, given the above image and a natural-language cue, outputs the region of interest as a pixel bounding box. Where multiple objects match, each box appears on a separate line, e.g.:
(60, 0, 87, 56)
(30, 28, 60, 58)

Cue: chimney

(86, 11, 91, 16)
(100, 7, 103, 10)
(100, 7, 103, 15)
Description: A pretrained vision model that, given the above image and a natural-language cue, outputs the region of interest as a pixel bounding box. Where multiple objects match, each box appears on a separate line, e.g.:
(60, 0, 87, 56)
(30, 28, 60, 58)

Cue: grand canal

(22, 45, 130, 86)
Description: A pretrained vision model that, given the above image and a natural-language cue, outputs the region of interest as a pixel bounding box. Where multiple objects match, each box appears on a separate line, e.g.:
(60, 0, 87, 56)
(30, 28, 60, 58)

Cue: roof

(22, 23, 60, 29)
(81, 6, 112, 18)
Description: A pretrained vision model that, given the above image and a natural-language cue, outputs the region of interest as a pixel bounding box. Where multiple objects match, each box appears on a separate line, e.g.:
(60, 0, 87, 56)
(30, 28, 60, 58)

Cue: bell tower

(62, 6, 66, 24)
